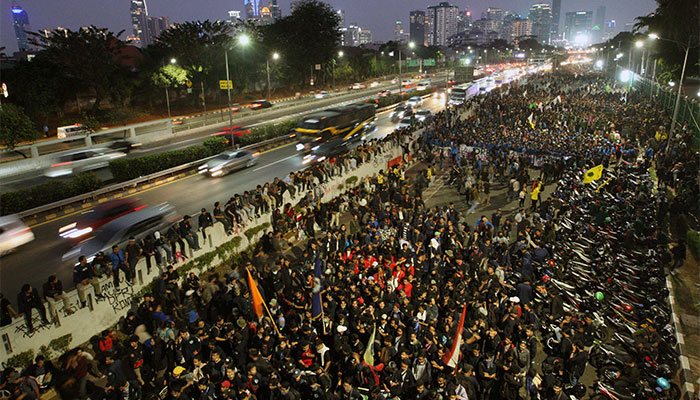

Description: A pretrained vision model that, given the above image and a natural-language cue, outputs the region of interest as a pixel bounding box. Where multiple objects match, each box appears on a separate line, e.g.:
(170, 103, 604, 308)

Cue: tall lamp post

(266, 52, 280, 100)
(398, 41, 415, 95)
(224, 34, 250, 148)
(165, 58, 176, 119)
(332, 50, 343, 90)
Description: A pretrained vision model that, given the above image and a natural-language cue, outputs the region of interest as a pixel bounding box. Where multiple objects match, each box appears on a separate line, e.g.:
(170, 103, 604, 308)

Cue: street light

(266, 52, 280, 100)
(224, 34, 250, 148)
(332, 50, 344, 90)
(668, 81, 676, 87)
(164, 58, 176, 119)
(635, 41, 643, 48)
(398, 41, 415, 95)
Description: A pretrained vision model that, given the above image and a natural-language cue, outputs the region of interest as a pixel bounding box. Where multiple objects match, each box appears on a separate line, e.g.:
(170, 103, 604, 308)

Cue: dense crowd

(1, 70, 696, 400)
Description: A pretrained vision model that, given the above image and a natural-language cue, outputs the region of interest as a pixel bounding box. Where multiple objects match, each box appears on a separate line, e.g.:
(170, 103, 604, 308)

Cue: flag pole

(246, 267, 281, 336)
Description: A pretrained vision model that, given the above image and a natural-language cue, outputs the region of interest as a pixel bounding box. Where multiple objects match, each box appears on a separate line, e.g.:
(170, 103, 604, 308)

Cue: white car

(44, 148, 126, 178)
(370, 81, 380, 87)
(397, 117, 413, 129)
(415, 109, 433, 122)
(0, 215, 34, 256)
(314, 91, 329, 99)
(406, 96, 423, 107)
(401, 80, 412, 87)
(350, 83, 366, 90)
(416, 81, 430, 91)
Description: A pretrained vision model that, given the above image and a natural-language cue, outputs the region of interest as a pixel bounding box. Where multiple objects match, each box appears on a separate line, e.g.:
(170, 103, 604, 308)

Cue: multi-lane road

(0, 90, 445, 304)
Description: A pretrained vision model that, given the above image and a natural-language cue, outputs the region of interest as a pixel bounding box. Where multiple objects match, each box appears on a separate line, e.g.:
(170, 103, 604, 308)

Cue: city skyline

(0, 0, 656, 53)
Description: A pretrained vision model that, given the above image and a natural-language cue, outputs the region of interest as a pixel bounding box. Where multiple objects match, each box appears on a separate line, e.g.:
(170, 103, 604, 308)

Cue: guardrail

(17, 90, 438, 222)
(17, 133, 296, 220)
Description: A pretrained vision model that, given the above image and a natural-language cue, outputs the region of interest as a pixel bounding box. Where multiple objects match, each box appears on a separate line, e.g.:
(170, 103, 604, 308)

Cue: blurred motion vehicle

(44, 148, 126, 178)
(390, 104, 414, 122)
(377, 89, 392, 97)
(350, 83, 366, 90)
(416, 81, 430, 91)
(213, 125, 251, 145)
(62, 203, 176, 264)
(107, 140, 141, 154)
(370, 81, 380, 87)
(58, 199, 143, 240)
(414, 109, 433, 122)
(314, 91, 329, 99)
(198, 150, 259, 177)
(0, 215, 34, 256)
(295, 103, 375, 152)
(250, 100, 272, 110)
(302, 140, 352, 164)
(397, 116, 413, 129)
(406, 96, 423, 107)
(433, 90, 446, 103)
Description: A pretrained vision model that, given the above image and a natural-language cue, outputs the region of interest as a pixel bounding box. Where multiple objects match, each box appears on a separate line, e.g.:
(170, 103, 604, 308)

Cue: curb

(666, 276, 695, 400)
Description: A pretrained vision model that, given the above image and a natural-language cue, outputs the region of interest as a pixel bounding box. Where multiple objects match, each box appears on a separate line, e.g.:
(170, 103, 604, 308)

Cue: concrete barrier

(0, 143, 404, 364)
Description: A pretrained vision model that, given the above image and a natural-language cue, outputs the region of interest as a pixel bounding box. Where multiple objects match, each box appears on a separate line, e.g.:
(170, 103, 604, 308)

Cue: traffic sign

(315, 64, 321, 70)
(406, 59, 419, 67)
(186, 80, 193, 88)
(219, 80, 233, 90)
(423, 59, 436, 66)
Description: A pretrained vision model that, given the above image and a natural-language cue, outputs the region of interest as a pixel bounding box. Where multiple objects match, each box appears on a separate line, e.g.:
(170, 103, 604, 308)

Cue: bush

(244, 222, 271, 241)
(5, 349, 34, 370)
(110, 145, 212, 182)
(240, 120, 297, 146)
(688, 229, 700, 262)
(0, 173, 102, 215)
(376, 88, 435, 109)
(203, 136, 229, 155)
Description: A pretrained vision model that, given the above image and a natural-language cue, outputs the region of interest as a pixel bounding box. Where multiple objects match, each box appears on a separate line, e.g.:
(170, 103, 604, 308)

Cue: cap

(173, 366, 186, 376)
(129, 236, 135, 241)
(154, 232, 161, 240)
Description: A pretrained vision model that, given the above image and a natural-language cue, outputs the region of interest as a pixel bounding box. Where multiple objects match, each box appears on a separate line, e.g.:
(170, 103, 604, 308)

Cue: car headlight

(210, 165, 222, 172)
(59, 222, 77, 234)
(296, 143, 305, 151)
(312, 145, 320, 151)
(67, 227, 93, 239)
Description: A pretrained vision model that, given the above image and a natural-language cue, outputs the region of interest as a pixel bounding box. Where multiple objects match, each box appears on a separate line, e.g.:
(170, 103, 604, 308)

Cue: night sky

(1, 0, 656, 53)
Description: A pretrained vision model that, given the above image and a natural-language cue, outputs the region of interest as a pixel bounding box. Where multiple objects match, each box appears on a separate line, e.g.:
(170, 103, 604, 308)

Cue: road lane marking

(252, 154, 297, 171)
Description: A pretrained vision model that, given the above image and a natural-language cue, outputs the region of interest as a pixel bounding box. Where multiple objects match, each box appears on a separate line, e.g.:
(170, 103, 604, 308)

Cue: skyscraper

(394, 21, 405, 42)
(550, 0, 562, 39)
(564, 11, 593, 45)
(245, 0, 261, 19)
(528, 3, 552, 44)
(11, 1, 31, 51)
(593, 6, 606, 42)
(409, 10, 426, 46)
(427, 2, 459, 47)
(336, 9, 345, 27)
(270, 0, 282, 20)
(505, 18, 532, 44)
(143, 16, 171, 46)
(130, 0, 148, 47)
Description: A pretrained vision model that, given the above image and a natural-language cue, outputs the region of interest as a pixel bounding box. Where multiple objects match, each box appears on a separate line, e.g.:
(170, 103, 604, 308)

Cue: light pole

(266, 52, 279, 100)
(224, 34, 249, 148)
(332, 50, 343, 90)
(398, 41, 415, 95)
(165, 58, 176, 119)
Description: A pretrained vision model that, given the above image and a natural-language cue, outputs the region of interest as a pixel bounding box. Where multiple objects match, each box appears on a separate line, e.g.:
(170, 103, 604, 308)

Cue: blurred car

(397, 117, 413, 129)
(433, 90, 446, 102)
(59, 199, 143, 240)
(406, 96, 423, 107)
(415, 109, 433, 122)
(0, 215, 34, 256)
(107, 140, 141, 154)
(62, 204, 176, 265)
(390, 78, 399, 84)
(350, 83, 366, 90)
(250, 100, 272, 110)
(44, 148, 126, 178)
(401, 80, 412, 87)
(377, 89, 392, 97)
(390, 104, 414, 122)
(416, 81, 430, 91)
(198, 149, 259, 177)
(213, 125, 251, 145)
(314, 91, 330, 99)
(370, 81, 380, 87)
(302, 140, 352, 164)
(230, 103, 241, 113)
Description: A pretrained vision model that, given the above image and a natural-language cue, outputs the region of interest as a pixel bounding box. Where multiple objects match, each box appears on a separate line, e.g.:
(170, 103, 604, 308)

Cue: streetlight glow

(408, 41, 415, 49)
(338, 50, 344, 57)
(619, 70, 631, 83)
(635, 41, 643, 48)
(649, 33, 659, 40)
(170, 58, 177, 64)
(272, 52, 279, 60)
(239, 34, 250, 46)
(668, 81, 676, 87)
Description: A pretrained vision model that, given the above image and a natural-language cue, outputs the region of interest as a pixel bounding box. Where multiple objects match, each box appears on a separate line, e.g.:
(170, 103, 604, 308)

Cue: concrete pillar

(84, 135, 92, 147)
(129, 127, 136, 139)
(30, 145, 39, 159)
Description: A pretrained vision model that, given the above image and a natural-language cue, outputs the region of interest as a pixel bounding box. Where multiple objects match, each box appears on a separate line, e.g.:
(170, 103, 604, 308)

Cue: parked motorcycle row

(527, 163, 681, 400)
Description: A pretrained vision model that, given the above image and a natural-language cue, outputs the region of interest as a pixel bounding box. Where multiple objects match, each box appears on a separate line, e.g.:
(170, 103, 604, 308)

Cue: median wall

(0, 142, 406, 364)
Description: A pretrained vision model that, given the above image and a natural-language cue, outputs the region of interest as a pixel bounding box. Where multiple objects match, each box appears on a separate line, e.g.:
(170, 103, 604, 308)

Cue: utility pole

(224, 50, 234, 148)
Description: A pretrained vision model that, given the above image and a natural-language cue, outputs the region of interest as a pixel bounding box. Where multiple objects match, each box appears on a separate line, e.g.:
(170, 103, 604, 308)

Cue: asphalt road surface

(0, 76, 446, 192)
(0, 97, 445, 306)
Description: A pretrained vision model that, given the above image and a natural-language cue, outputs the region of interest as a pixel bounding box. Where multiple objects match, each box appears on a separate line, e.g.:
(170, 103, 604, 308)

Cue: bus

(57, 124, 91, 139)
(294, 103, 376, 152)
(448, 83, 480, 106)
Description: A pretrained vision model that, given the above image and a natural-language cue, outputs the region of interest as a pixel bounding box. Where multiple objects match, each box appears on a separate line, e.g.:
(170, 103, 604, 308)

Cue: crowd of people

(0, 70, 696, 400)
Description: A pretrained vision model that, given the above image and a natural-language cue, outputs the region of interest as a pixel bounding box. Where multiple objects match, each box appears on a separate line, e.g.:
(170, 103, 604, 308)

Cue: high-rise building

(336, 9, 345, 27)
(564, 11, 593, 45)
(40, 27, 69, 40)
(345, 24, 372, 46)
(473, 18, 500, 36)
(427, 2, 459, 47)
(359, 29, 372, 45)
(130, 0, 148, 47)
(487, 7, 504, 22)
(457, 10, 472, 33)
(245, 0, 261, 19)
(11, 1, 31, 51)
(409, 10, 426, 46)
(506, 18, 532, 44)
(592, 6, 606, 42)
(550, 0, 562, 39)
(143, 16, 171, 46)
(270, 0, 282, 20)
(528, 3, 552, 44)
(602, 19, 616, 41)
(394, 21, 405, 42)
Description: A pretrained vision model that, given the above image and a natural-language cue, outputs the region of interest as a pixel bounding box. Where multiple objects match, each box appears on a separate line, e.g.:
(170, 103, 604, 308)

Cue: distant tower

(11, 1, 32, 51)
(550, 0, 562, 39)
(130, 0, 148, 47)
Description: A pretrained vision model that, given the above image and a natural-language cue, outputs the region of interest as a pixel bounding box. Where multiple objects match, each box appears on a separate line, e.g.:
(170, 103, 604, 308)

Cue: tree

(0, 104, 39, 154)
(518, 38, 542, 52)
(635, 0, 699, 79)
(261, 0, 341, 87)
(152, 64, 189, 88)
(30, 26, 133, 114)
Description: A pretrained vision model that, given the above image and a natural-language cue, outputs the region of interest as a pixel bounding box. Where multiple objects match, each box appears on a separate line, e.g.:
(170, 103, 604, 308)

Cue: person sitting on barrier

(179, 215, 201, 251)
(42, 275, 75, 320)
(73, 256, 104, 308)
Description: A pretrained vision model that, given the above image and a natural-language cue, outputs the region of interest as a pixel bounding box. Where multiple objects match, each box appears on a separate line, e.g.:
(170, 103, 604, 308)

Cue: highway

(0, 93, 445, 305)
(0, 76, 444, 192)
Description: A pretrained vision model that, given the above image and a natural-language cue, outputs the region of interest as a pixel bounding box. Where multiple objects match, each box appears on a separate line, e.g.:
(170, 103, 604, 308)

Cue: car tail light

(51, 161, 72, 167)
(134, 205, 148, 211)
(12, 228, 31, 236)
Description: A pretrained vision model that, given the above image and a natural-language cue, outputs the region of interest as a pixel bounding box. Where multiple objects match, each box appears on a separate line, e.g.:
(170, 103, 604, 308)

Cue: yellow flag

(583, 165, 603, 184)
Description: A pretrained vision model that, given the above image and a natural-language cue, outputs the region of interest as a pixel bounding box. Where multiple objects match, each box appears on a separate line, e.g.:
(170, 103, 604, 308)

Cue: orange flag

(247, 269, 264, 319)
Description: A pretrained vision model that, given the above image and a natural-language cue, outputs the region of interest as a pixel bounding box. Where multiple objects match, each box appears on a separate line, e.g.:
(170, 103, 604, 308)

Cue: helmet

(656, 377, 670, 390)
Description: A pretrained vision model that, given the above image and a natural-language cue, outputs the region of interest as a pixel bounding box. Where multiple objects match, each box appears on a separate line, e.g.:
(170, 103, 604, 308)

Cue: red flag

(442, 304, 467, 368)
(247, 269, 264, 319)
